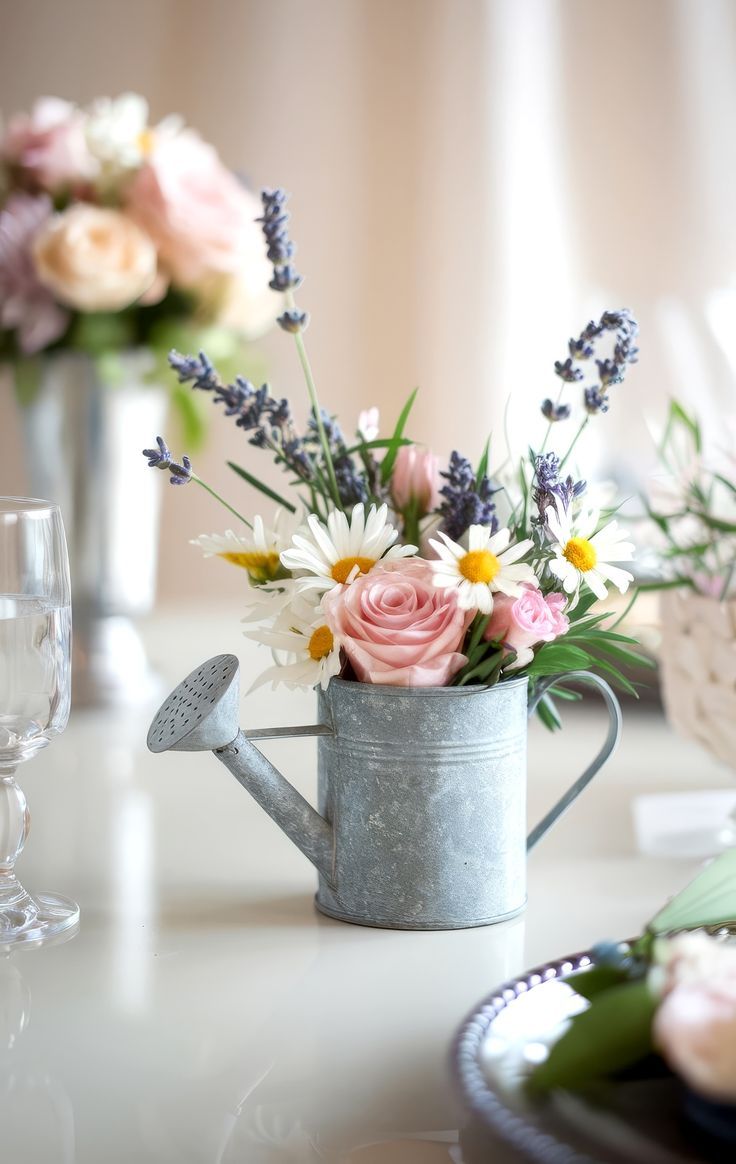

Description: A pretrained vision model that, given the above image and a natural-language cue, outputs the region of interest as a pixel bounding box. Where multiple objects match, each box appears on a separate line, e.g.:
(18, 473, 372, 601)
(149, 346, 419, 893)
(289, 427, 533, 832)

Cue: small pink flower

(2, 97, 96, 191)
(484, 585, 569, 669)
(390, 446, 441, 514)
(358, 407, 380, 442)
(0, 193, 69, 354)
(125, 130, 269, 288)
(653, 936, 736, 1102)
(322, 557, 473, 687)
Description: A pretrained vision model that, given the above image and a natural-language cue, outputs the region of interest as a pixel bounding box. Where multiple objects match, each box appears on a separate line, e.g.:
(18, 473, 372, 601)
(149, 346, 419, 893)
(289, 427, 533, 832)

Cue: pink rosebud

(484, 585, 569, 669)
(125, 130, 270, 289)
(322, 557, 473, 687)
(2, 98, 97, 191)
(390, 446, 441, 515)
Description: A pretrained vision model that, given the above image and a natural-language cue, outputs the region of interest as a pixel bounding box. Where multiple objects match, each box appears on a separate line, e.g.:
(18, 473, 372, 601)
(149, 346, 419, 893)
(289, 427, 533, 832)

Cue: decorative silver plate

(452, 948, 705, 1164)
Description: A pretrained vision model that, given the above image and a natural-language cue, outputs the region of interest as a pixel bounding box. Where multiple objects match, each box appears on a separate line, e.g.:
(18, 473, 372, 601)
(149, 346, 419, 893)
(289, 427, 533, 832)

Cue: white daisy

(191, 510, 294, 585)
(545, 502, 635, 600)
(280, 502, 416, 593)
(428, 525, 538, 614)
(246, 594, 342, 691)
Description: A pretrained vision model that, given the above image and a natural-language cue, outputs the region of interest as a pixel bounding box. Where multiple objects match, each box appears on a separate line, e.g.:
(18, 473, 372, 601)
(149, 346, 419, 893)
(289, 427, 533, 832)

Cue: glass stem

(0, 771, 29, 893)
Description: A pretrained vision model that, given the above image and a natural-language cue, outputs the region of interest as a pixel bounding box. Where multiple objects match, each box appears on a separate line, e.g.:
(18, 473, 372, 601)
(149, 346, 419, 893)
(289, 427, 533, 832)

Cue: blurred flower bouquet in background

(0, 94, 275, 705)
(146, 187, 651, 726)
(645, 402, 736, 769)
(0, 92, 274, 436)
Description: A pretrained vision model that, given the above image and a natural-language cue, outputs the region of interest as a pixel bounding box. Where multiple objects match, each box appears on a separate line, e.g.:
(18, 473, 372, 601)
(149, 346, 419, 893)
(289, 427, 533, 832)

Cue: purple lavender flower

(547, 308, 639, 421)
(277, 309, 308, 333)
(541, 399, 572, 422)
(532, 452, 586, 519)
(439, 451, 499, 542)
(0, 193, 69, 354)
(142, 437, 193, 485)
(584, 387, 610, 415)
(554, 357, 584, 383)
(258, 188, 302, 287)
(169, 349, 219, 392)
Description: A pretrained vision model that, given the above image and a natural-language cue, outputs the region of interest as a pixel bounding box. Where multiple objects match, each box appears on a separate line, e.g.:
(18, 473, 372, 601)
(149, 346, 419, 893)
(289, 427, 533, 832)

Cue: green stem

(192, 475, 253, 529)
(286, 290, 342, 508)
(539, 384, 567, 455)
(559, 416, 589, 471)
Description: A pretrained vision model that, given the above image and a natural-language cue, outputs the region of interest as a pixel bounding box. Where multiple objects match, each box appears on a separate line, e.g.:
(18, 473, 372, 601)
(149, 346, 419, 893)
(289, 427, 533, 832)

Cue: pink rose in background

(484, 585, 569, 669)
(2, 98, 97, 191)
(391, 446, 441, 514)
(0, 193, 69, 354)
(653, 934, 736, 1102)
(125, 130, 270, 288)
(323, 558, 473, 686)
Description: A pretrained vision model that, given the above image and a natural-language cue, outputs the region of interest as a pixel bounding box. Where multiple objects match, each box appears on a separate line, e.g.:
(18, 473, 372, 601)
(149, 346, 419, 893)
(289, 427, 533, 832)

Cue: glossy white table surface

(5, 607, 733, 1164)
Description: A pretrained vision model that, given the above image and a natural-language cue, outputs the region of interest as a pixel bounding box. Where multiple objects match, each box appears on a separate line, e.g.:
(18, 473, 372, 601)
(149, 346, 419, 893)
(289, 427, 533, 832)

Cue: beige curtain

(2, 0, 736, 600)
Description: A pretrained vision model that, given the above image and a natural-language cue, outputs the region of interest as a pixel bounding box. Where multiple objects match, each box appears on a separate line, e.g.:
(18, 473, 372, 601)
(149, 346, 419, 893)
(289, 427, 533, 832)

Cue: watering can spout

(146, 655, 335, 883)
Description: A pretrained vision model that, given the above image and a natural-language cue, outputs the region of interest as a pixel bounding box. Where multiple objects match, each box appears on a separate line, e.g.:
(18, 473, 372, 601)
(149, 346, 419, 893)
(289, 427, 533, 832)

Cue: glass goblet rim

(0, 496, 60, 519)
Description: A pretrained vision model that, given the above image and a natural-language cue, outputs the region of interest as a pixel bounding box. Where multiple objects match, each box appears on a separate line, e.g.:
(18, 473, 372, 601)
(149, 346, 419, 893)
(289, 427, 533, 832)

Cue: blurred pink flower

(484, 585, 569, 669)
(322, 557, 473, 686)
(0, 193, 69, 354)
(358, 407, 380, 442)
(390, 445, 441, 514)
(125, 130, 267, 287)
(653, 934, 736, 1102)
(2, 97, 96, 191)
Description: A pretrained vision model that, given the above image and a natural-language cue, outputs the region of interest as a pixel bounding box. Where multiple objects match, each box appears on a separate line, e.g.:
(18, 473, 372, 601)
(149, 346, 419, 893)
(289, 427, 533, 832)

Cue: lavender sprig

(532, 452, 586, 522)
(439, 451, 499, 542)
(142, 437, 252, 527)
(545, 308, 639, 424)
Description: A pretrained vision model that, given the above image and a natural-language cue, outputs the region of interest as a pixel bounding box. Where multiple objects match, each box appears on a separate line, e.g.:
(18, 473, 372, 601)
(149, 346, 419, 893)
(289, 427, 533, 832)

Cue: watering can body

(148, 657, 621, 931)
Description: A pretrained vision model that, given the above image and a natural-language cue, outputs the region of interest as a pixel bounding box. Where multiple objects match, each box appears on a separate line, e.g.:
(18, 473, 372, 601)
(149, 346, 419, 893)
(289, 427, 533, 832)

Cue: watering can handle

(525, 670, 622, 852)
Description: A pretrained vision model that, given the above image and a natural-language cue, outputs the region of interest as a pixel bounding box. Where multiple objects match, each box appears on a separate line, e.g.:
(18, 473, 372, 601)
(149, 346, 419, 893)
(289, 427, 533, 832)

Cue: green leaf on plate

(647, 849, 736, 934)
(527, 979, 656, 1096)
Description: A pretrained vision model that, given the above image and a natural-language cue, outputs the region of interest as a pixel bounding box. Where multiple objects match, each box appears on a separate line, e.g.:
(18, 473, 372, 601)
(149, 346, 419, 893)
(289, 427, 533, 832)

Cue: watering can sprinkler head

(147, 654, 241, 754)
(147, 654, 336, 883)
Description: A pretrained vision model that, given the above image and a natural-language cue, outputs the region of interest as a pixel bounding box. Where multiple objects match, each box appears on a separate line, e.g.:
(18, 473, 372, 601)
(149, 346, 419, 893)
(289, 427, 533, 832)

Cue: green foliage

(380, 388, 419, 485)
(647, 848, 736, 935)
(227, 460, 298, 514)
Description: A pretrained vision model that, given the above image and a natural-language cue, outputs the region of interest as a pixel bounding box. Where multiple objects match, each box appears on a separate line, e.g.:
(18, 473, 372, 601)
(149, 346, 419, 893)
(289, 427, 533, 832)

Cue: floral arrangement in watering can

(142, 187, 651, 932)
(0, 93, 274, 431)
(143, 187, 648, 727)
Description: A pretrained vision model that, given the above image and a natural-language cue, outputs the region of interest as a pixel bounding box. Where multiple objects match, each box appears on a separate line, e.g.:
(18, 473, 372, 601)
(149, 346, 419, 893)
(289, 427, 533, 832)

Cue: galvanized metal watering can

(148, 655, 621, 930)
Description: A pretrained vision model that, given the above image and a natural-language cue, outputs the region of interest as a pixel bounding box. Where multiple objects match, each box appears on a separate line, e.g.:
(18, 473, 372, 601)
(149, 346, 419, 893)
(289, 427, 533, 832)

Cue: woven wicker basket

(659, 591, 736, 770)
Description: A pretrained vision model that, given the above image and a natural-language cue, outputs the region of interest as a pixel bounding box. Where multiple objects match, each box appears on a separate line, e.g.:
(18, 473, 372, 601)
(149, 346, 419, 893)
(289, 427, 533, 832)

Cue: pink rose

(484, 585, 569, 669)
(2, 98, 97, 191)
(125, 130, 267, 287)
(653, 935, 736, 1102)
(322, 558, 473, 687)
(390, 446, 441, 514)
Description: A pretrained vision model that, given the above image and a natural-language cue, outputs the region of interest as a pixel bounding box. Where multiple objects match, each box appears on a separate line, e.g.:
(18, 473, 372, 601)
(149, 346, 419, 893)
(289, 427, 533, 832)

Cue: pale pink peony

(483, 585, 569, 669)
(0, 193, 69, 353)
(125, 130, 268, 288)
(322, 557, 473, 687)
(32, 204, 158, 312)
(2, 97, 97, 191)
(653, 934, 736, 1102)
(391, 445, 441, 514)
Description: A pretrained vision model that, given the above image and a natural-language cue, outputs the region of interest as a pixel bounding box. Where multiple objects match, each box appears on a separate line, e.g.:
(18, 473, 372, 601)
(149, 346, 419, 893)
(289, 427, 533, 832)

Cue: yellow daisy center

(458, 549, 501, 585)
(330, 555, 377, 584)
(563, 537, 597, 573)
(136, 128, 156, 156)
(218, 550, 282, 584)
(308, 625, 334, 661)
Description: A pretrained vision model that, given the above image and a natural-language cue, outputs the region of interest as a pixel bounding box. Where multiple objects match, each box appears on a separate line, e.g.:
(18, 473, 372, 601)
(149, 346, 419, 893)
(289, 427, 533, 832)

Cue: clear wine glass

(0, 497, 78, 945)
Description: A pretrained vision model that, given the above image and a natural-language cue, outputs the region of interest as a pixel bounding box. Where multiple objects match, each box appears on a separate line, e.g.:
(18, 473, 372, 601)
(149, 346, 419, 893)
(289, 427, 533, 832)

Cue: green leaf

(546, 685, 583, 702)
(582, 653, 641, 697)
(227, 461, 297, 513)
(662, 399, 702, 457)
(170, 383, 208, 451)
(527, 980, 656, 1096)
(566, 964, 630, 1001)
(536, 693, 562, 731)
(567, 588, 599, 621)
(527, 643, 593, 676)
(579, 636, 656, 670)
(380, 388, 418, 484)
(11, 356, 42, 406)
(648, 849, 736, 934)
(476, 435, 491, 486)
(342, 437, 413, 457)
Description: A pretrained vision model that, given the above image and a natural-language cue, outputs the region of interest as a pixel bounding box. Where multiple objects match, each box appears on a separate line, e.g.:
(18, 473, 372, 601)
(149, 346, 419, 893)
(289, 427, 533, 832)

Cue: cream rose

(32, 204, 157, 311)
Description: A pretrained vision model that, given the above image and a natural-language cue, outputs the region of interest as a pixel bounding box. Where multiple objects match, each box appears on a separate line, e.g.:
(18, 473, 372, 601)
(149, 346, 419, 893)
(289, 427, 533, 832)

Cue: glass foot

(0, 885, 79, 948)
